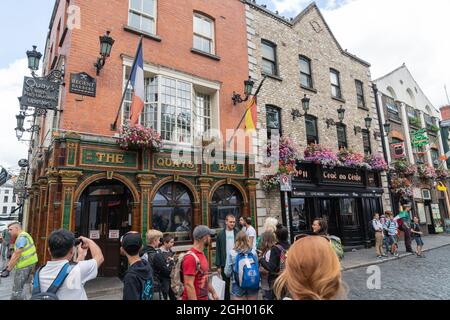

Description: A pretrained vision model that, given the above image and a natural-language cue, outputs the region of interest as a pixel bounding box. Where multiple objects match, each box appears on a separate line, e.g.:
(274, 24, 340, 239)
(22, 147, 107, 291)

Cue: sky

(0, 0, 449, 170)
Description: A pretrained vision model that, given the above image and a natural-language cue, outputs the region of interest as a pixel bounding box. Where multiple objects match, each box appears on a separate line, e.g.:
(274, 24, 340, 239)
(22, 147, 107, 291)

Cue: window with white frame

(128, 0, 157, 34)
(123, 72, 216, 145)
(193, 14, 214, 54)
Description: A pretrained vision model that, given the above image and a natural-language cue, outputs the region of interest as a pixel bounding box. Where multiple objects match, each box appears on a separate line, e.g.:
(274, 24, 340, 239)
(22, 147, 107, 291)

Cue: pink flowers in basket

(417, 165, 437, 180)
(364, 154, 389, 171)
(117, 124, 163, 152)
(304, 144, 339, 168)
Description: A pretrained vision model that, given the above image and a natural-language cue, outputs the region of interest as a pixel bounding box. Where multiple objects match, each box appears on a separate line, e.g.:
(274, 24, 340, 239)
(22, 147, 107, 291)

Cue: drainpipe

(372, 84, 394, 212)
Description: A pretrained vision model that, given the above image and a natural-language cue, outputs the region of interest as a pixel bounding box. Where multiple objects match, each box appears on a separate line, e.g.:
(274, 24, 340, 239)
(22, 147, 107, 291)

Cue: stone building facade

(245, 1, 390, 247)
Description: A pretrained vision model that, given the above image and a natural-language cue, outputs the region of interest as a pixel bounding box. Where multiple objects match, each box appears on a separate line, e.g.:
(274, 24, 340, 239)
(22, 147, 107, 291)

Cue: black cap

(121, 232, 142, 254)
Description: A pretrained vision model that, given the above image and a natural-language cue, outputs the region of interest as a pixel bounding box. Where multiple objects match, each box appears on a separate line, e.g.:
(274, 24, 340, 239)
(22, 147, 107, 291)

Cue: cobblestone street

(344, 246, 450, 300)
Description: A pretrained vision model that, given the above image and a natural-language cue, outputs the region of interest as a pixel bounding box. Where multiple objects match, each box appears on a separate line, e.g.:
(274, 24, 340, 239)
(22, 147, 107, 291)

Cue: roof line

(244, 0, 370, 67)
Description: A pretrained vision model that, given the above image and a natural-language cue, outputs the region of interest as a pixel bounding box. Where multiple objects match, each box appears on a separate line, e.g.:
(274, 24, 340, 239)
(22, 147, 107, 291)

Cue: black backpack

(368, 219, 376, 237)
(30, 263, 74, 300)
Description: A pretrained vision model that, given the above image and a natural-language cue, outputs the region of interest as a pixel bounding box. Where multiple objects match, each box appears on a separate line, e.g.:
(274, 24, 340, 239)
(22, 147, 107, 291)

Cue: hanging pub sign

(0, 168, 9, 187)
(69, 72, 96, 97)
(411, 128, 429, 147)
(391, 142, 406, 159)
(22, 77, 60, 110)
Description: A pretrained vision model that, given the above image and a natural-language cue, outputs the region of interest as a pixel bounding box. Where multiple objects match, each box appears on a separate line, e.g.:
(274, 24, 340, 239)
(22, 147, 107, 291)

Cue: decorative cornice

(136, 174, 156, 187)
(59, 170, 83, 185)
(46, 168, 60, 184)
(198, 177, 213, 188)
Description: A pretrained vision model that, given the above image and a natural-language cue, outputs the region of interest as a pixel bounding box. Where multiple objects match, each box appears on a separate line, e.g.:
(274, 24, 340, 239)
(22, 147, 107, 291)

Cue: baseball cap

(121, 231, 142, 254)
(193, 225, 215, 240)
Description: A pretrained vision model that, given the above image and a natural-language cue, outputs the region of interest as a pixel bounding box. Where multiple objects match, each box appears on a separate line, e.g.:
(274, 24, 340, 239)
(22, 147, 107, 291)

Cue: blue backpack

(233, 251, 260, 290)
(31, 263, 74, 300)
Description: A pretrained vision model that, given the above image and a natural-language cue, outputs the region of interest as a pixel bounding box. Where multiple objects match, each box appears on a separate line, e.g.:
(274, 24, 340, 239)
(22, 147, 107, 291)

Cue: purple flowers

(117, 124, 163, 152)
(417, 165, 437, 180)
(304, 144, 339, 168)
(365, 154, 389, 171)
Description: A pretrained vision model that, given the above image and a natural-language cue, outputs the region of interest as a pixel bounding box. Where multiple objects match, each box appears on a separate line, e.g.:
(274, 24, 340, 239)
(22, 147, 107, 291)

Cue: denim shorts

(231, 283, 259, 298)
(414, 237, 424, 246)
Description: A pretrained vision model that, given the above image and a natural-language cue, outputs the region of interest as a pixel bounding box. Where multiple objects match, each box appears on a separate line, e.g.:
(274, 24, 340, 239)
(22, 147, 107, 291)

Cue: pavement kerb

(341, 242, 450, 272)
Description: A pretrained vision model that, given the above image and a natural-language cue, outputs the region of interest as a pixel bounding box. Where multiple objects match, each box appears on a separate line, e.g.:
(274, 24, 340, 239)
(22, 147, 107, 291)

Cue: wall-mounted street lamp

(95, 31, 115, 76)
(374, 122, 392, 139)
(354, 114, 372, 135)
(325, 105, 346, 128)
(15, 112, 40, 141)
(232, 77, 255, 105)
(26, 46, 42, 76)
(291, 95, 311, 121)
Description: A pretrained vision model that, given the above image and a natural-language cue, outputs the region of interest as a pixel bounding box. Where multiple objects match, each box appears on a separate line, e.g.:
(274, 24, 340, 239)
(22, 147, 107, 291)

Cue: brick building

(26, 0, 255, 276)
(245, 1, 389, 248)
(374, 65, 448, 235)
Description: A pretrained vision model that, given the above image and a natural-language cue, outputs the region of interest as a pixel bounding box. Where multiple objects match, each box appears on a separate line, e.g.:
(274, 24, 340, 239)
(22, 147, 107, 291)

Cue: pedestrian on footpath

(240, 217, 257, 255)
(411, 216, 424, 258)
(156, 234, 176, 300)
(182, 225, 218, 300)
(258, 231, 277, 300)
(397, 203, 414, 253)
(215, 214, 238, 300)
(312, 218, 344, 260)
(274, 236, 347, 300)
(256, 217, 278, 250)
(140, 229, 163, 299)
(31, 229, 104, 300)
(380, 213, 390, 255)
(121, 231, 153, 300)
(372, 213, 387, 259)
(224, 231, 260, 300)
(0, 222, 38, 300)
(385, 212, 399, 257)
(260, 225, 290, 299)
(1, 227, 11, 261)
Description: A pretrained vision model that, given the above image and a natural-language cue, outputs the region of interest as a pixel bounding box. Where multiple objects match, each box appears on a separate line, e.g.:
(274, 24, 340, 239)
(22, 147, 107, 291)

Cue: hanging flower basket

(391, 177, 414, 198)
(435, 169, 449, 180)
(261, 174, 280, 193)
(417, 165, 437, 180)
(117, 124, 163, 152)
(337, 148, 369, 169)
(364, 154, 389, 171)
(304, 144, 340, 168)
(389, 158, 417, 176)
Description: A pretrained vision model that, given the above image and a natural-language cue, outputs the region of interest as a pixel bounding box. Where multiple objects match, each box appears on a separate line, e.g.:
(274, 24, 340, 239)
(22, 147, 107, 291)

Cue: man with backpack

(215, 214, 238, 300)
(371, 213, 387, 259)
(181, 225, 218, 300)
(140, 229, 163, 299)
(260, 225, 290, 300)
(397, 203, 414, 253)
(121, 231, 153, 300)
(30, 229, 104, 300)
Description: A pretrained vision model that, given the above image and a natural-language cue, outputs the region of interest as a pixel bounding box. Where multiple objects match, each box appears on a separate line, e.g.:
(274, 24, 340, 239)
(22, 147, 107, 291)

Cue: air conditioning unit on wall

(422, 189, 431, 200)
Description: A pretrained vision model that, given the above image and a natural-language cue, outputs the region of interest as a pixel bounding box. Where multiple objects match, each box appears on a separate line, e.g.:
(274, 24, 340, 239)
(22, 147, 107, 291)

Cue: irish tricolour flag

(129, 39, 145, 125)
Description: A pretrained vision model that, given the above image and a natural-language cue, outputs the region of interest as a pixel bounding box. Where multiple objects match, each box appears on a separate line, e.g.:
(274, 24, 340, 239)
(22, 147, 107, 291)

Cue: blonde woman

(224, 231, 259, 300)
(274, 236, 347, 300)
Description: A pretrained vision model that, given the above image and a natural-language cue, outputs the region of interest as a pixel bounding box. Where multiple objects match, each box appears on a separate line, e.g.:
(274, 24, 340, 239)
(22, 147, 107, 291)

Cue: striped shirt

(385, 219, 398, 236)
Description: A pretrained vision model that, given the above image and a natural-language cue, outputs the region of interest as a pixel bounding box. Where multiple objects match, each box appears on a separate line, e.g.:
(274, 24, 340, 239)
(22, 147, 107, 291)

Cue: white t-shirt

(37, 259, 98, 300)
(225, 229, 235, 255)
(245, 225, 257, 254)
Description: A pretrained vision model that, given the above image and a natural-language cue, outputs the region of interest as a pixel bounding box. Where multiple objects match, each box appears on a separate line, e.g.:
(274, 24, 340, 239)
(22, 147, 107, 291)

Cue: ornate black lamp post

(326, 105, 346, 128)
(291, 94, 310, 121)
(232, 77, 255, 105)
(95, 31, 115, 75)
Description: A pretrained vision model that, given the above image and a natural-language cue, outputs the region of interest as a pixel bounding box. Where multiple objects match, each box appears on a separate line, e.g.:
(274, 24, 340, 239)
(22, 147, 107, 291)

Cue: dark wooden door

(318, 198, 341, 238)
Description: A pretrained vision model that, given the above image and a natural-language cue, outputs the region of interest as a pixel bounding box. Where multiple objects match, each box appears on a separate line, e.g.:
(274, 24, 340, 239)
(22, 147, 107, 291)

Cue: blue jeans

(414, 237, 424, 246)
(231, 283, 259, 298)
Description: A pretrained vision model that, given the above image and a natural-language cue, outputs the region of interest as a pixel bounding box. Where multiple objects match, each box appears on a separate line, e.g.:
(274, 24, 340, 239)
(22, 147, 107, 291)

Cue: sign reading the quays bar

(321, 168, 364, 185)
(69, 72, 96, 97)
(153, 154, 197, 173)
(209, 162, 245, 176)
(22, 77, 59, 110)
(80, 147, 138, 169)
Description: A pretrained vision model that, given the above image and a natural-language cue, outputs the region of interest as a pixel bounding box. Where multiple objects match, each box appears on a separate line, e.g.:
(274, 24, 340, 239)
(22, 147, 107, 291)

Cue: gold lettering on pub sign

(218, 164, 237, 173)
(156, 158, 195, 169)
(323, 170, 362, 183)
(95, 152, 125, 164)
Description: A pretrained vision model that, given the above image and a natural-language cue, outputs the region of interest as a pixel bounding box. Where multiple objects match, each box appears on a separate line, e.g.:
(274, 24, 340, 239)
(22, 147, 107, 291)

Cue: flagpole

(227, 75, 267, 146)
(111, 36, 143, 131)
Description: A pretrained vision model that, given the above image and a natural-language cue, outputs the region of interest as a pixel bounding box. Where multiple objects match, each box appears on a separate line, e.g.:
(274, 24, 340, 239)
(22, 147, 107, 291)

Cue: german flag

(245, 96, 257, 132)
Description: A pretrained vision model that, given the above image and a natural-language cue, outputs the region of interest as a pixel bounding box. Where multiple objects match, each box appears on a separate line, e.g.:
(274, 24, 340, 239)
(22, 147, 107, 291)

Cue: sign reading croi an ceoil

(80, 147, 138, 169)
(411, 128, 430, 147)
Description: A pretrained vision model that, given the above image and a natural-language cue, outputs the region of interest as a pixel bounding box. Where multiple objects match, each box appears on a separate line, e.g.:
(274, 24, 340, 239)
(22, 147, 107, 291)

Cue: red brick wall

(441, 105, 450, 121)
(47, 0, 249, 143)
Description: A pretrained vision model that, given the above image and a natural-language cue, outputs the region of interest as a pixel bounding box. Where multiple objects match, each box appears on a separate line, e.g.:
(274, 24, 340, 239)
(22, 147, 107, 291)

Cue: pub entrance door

(76, 179, 133, 277)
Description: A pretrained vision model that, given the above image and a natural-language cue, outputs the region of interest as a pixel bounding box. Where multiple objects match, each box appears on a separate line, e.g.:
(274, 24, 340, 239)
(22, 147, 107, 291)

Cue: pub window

(4, 190, 9, 194)
(210, 185, 243, 231)
(390, 137, 405, 159)
(193, 13, 215, 54)
(337, 124, 347, 149)
(2, 207, 7, 214)
(424, 114, 434, 129)
(305, 115, 319, 145)
(129, 0, 156, 34)
(431, 148, 439, 168)
(266, 105, 281, 140)
(299, 56, 313, 89)
(152, 183, 193, 243)
(340, 198, 360, 227)
(385, 95, 400, 121)
(330, 69, 342, 99)
(196, 93, 212, 137)
(407, 106, 417, 119)
(12, 194, 16, 202)
(261, 40, 278, 76)
(11, 206, 15, 213)
(355, 80, 365, 109)
(362, 129, 371, 155)
(3, 196, 7, 203)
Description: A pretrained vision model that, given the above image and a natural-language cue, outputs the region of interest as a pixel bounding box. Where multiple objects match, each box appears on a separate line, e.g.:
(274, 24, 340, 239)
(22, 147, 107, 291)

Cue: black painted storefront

(281, 162, 384, 248)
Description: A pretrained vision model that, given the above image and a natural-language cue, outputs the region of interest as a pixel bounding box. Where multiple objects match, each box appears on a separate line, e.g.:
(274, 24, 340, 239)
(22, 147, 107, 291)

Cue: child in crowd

(411, 216, 424, 258)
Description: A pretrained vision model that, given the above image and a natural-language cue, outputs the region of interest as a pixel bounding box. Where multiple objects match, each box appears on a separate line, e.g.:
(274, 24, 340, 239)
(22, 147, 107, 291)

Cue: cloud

(269, 0, 450, 108)
(0, 58, 31, 170)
